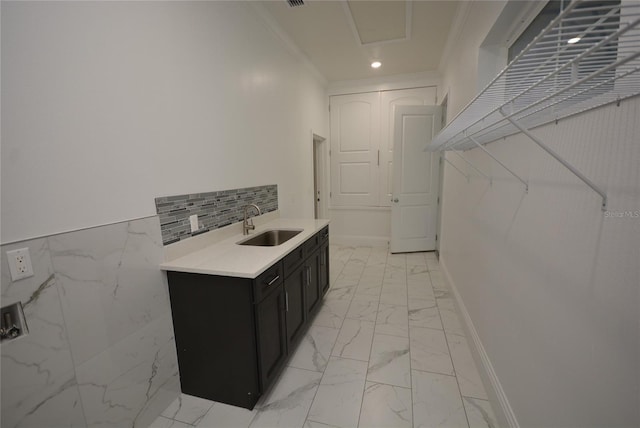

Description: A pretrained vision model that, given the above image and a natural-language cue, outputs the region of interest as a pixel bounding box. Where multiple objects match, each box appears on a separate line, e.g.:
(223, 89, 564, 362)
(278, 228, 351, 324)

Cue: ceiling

(260, 0, 460, 82)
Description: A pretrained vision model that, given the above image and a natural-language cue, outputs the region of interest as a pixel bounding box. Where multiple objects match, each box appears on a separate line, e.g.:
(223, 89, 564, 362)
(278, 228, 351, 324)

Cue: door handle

(285, 291, 289, 312)
(393, 198, 399, 203)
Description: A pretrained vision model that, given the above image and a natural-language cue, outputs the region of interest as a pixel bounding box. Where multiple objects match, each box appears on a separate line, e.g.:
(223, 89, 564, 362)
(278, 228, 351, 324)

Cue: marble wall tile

(367, 334, 411, 388)
(250, 367, 322, 428)
(409, 327, 454, 376)
(287, 325, 340, 372)
(1, 238, 84, 428)
(331, 319, 375, 361)
(358, 382, 413, 428)
(75, 314, 179, 428)
(412, 370, 468, 428)
(307, 357, 367, 428)
(1, 216, 178, 428)
(49, 217, 170, 365)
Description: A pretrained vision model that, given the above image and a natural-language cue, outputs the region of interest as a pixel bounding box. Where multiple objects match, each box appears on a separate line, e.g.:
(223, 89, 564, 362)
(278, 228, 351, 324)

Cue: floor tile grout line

(356, 246, 388, 428)
(303, 245, 371, 428)
(429, 268, 472, 428)
(401, 253, 417, 428)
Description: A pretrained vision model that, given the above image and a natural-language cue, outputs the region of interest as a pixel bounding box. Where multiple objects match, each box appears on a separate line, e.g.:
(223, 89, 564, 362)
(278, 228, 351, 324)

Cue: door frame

(312, 132, 328, 219)
(435, 93, 448, 258)
(390, 105, 442, 253)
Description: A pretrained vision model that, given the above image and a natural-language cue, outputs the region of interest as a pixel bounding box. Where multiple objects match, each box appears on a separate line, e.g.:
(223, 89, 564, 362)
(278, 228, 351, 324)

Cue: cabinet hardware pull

(307, 267, 311, 285)
(267, 275, 280, 286)
(285, 291, 289, 312)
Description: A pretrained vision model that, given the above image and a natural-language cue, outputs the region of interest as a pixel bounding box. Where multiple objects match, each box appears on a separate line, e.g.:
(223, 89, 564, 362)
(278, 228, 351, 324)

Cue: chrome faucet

(243, 204, 262, 235)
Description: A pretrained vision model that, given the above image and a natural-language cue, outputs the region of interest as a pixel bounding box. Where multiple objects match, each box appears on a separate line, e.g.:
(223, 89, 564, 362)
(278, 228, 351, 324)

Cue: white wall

(1, 1, 327, 244)
(439, 1, 506, 119)
(438, 2, 640, 426)
(440, 98, 640, 428)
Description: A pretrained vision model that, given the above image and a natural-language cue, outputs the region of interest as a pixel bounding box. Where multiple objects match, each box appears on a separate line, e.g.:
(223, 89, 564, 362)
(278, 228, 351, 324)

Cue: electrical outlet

(6, 248, 34, 281)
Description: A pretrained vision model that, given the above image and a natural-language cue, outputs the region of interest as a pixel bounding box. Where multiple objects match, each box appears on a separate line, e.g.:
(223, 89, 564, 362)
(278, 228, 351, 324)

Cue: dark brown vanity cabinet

(166, 225, 329, 410)
(255, 281, 287, 392)
(283, 262, 306, 348)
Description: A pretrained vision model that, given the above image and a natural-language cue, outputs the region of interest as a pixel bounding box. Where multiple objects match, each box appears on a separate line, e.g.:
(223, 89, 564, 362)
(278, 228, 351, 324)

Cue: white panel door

(330, 93, 380, 206)
(379, 88, 436, 207)
(390, 105, 441, 253)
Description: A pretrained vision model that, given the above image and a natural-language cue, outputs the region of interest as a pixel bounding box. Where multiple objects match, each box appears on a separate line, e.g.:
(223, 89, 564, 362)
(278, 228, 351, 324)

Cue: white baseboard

(439, 256, 520, 428)
(330, 235, 389, 247)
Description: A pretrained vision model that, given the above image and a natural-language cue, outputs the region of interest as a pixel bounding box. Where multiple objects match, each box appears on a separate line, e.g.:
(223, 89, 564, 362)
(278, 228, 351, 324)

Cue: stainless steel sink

(237, 229, 303, 247)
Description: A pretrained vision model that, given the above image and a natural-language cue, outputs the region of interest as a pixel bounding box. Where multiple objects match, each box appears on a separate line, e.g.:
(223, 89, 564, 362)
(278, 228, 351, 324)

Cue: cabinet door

(255, 285, 287, 391)
(284, 264, 306, 348)
(305, 250, 321, 315)
(319, 241, 330, 296)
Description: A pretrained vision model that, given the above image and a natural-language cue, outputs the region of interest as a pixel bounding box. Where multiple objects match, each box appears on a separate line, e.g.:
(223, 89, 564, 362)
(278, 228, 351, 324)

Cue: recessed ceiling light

(568, 37, 581, 44)
(371, 61, 382, 69)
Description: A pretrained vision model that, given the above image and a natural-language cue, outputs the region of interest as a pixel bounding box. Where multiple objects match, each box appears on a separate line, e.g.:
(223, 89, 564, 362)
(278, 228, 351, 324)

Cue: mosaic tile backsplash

(155, 185, 278, 245)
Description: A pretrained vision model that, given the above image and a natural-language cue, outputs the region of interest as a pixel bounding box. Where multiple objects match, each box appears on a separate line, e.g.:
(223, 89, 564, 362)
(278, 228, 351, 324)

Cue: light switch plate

(6, 248, 34, 281)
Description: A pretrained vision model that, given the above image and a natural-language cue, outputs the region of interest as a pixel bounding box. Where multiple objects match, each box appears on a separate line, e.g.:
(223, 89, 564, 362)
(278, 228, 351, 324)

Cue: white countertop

(160, 217, 330, 279)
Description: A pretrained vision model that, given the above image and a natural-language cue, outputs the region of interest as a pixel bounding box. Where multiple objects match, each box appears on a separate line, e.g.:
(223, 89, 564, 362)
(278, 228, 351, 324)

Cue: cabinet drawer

(303, 233, 320, 257)
(254, 262, 283, 302)
(283, 246, 305, 278)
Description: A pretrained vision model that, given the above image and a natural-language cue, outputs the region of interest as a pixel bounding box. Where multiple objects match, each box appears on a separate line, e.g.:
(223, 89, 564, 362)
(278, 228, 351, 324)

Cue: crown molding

(438, 1, 472, 74)
(328, 70, 441, 96)
(249, 2, 328, 87)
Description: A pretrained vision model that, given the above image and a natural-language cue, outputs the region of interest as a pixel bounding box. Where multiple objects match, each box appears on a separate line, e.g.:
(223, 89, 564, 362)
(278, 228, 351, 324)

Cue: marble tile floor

(152, 245, 498, 428)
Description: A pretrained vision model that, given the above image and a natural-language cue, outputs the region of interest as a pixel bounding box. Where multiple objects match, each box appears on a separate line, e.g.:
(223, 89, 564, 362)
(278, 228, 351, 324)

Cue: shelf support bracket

(467, 135, 529, 193)
(450, 150, 492, 185)
(443, 156, 470, 182)
(500, 108, 607, 210)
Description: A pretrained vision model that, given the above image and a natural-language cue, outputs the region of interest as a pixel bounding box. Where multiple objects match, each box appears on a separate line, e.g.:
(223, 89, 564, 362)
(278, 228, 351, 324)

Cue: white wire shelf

(429, 0, 640, 152)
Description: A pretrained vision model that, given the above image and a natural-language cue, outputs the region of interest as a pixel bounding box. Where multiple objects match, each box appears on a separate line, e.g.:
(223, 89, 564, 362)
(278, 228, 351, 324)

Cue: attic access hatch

(428, 0, 640, 211)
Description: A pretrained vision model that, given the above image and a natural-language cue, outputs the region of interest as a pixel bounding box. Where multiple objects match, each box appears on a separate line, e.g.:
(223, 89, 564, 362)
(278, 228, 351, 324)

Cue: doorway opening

(312, 133, 327, 219)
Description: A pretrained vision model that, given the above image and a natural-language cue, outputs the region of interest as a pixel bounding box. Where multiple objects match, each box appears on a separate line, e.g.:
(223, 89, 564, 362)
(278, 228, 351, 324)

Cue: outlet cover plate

(6, 248, 34, 281)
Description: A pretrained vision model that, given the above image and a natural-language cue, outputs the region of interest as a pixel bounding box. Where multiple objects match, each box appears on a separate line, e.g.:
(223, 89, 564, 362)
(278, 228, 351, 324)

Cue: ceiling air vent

(286, 0, 304, 7)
